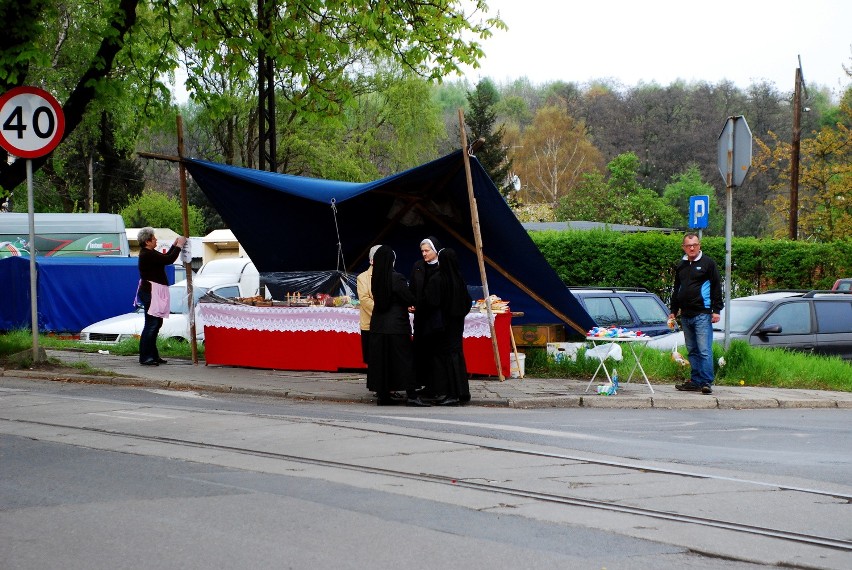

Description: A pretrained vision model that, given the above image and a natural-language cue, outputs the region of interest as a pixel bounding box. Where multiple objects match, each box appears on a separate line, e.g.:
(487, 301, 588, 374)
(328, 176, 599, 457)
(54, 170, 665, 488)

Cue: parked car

(646, 290, 852, 360)
(569, 287, 674, 337)
(79, 258, 258, 344)
(832, 278, 852, 291)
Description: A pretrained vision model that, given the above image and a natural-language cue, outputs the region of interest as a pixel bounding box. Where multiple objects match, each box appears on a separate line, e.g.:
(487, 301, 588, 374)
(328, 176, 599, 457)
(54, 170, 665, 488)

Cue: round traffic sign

(0, 86, 66, 159)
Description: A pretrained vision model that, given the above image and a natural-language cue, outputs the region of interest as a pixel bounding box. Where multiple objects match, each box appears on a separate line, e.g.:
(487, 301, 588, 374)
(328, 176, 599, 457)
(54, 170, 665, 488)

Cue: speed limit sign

(0, 86, 65, 158)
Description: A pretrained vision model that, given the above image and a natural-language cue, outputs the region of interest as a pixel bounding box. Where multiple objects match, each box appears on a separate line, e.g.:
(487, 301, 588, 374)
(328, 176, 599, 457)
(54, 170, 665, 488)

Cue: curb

(4, 365, 851, 410)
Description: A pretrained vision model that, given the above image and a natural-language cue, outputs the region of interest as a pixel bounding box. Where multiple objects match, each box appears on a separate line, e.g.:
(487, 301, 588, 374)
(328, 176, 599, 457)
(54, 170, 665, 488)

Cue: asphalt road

(2, 378, 851, 568)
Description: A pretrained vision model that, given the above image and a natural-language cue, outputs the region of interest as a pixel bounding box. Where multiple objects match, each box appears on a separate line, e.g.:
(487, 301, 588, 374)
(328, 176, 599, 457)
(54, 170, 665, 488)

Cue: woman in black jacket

(137, 227, 185, 366)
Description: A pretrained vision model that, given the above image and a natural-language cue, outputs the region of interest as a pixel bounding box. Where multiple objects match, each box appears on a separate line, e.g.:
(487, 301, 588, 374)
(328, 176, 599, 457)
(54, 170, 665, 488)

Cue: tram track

(5, 413, 852, 554)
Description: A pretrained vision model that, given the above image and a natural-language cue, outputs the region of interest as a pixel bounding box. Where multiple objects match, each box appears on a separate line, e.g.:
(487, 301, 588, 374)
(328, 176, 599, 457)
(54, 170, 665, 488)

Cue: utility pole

(789, 56, 806, 240)
(258, 0, 276, 172)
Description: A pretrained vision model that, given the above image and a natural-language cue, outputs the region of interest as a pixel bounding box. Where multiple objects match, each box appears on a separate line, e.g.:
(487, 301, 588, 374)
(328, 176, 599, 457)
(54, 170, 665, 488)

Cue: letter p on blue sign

(689, 195, 709, 229)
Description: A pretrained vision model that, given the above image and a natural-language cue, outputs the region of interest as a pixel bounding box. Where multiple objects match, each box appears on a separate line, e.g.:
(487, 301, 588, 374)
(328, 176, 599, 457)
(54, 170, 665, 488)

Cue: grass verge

(523, 340, 852, 392)
(0, 329, 202, 369)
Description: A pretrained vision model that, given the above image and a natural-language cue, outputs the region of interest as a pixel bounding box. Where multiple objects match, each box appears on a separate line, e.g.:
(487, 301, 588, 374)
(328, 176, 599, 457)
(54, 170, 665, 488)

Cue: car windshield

(169, 285, 210, 314)
(717, 300, 772, 333)
(625, 296, 668, 325)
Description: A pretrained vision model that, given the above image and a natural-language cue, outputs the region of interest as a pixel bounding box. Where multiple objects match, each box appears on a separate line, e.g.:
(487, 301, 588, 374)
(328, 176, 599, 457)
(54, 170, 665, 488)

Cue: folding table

(583, 336, 654, 394)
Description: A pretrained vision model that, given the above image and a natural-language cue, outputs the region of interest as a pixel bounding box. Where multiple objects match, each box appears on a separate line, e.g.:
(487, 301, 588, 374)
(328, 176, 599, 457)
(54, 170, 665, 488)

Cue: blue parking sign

(689, 195, 709, 229)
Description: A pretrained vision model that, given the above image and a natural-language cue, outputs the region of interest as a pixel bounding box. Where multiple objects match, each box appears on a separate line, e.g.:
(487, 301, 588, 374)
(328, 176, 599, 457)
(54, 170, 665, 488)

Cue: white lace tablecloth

(199, 303, 494, 338)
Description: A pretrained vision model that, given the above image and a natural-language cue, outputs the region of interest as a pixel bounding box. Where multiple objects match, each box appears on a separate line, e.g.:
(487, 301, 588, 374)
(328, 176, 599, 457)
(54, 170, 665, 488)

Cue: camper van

(0, 213, 130, 258)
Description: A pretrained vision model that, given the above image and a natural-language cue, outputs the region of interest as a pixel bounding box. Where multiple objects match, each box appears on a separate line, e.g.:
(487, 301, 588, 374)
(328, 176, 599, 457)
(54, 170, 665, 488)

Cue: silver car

(647, 291, 852, 360)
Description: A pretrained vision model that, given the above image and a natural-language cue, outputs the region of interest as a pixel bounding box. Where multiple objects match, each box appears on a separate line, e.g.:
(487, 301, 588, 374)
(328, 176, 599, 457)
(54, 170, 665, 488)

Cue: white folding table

(583, 336, 654, 394)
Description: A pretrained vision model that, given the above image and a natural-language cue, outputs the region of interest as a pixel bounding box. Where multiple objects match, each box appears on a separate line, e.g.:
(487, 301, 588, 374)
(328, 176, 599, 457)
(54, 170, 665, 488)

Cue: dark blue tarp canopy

(185, 150, 594, 334)
(0, 256, 173, 333)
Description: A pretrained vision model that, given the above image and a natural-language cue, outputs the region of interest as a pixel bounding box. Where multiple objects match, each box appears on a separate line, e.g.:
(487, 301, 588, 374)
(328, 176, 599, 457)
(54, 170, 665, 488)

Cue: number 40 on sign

(0, 86, 65, 159)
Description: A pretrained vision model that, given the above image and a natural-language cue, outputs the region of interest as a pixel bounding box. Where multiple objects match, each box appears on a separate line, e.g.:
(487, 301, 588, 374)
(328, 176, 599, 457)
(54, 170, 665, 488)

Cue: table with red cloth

(199, 303, 511, 375)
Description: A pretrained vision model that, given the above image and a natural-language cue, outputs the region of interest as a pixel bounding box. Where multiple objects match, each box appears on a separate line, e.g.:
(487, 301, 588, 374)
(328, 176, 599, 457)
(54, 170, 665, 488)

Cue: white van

(0, 213, 130, 258)
(79, 258, 258, 344)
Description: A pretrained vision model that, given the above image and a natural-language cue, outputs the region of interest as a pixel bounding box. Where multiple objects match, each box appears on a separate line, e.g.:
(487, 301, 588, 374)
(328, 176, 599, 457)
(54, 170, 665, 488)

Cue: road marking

(87, 410, 176, 420)
(146, 389, 210, 399)
(383, 416, 605, 440)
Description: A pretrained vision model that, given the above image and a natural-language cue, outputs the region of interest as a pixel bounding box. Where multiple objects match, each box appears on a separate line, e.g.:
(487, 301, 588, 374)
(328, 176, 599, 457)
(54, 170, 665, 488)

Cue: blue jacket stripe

(701, 281, 711, 309)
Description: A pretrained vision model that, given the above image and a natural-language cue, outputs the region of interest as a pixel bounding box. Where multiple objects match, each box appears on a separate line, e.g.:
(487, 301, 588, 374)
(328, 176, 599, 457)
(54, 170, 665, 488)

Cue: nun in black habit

(425, 248, 473, 406)
(409, 235, 443, 396)
(367, 246, 430, 407)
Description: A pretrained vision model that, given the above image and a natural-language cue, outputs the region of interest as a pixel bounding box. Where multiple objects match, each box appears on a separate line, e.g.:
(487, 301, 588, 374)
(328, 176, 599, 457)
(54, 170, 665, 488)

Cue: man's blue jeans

(681, 313, 714, 385)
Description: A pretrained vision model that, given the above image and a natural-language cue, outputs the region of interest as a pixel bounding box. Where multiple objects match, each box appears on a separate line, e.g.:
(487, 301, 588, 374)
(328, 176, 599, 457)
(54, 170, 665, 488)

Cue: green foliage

(529, 229, 852, 300)
(661, 164, 724, 235)
(0, 0, 54, 90)
(373, 71, 446, 172)
(1, 0, 176, 205)
(494, 95, 532, 125)
(556, 153, 678, 227)
(523, 340, 852, 392)
(745, 88, 852, 242)
(433, 79, 471, 113)
(466, 79, 513, 196)
(716, 340, 852, 390)
(0, 330, 203, 369)
(175, 0, 505, 121)
(120, 190, 206, 235)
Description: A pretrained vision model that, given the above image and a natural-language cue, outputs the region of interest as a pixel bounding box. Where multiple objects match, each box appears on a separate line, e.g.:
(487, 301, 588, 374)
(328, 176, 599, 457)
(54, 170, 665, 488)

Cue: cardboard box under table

(512, 324, 565, 348)
(200, 303, 512, 375)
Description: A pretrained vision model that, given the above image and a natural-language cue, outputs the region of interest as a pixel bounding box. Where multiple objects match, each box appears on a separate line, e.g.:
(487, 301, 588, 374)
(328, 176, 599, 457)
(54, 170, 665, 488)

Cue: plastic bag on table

(586, 342, 623, 362)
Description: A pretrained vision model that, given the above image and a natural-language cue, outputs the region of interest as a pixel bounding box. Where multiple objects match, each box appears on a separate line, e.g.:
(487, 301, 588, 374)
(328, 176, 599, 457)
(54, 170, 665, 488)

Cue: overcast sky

(456, 0, 851, 97)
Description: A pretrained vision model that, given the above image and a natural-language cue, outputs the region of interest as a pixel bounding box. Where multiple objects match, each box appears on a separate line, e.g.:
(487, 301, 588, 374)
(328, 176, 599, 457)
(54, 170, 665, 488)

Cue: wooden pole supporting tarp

(412, 203, 588, 336)
(458, 109, 504, 380)
(176, 116, 198, 364)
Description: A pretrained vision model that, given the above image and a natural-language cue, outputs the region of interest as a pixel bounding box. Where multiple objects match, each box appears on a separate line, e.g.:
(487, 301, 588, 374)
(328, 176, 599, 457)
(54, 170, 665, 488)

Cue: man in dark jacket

(669, 233, 723, 394)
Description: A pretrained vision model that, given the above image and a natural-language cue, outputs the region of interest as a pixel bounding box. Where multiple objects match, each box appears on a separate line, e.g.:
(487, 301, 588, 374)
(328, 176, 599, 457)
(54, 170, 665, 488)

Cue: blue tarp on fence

(0, 256, 173, 333)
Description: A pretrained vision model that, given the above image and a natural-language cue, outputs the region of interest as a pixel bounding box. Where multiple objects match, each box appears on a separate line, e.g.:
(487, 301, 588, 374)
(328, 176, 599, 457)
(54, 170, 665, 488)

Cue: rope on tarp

(330, 198, 347, 276)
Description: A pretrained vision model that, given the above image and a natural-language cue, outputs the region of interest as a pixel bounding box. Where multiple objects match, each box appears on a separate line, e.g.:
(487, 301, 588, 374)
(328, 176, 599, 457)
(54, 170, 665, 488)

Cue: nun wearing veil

(408, 235, 443, 397)
(367, 246, 430, 407)
(425, 248, 473, 406)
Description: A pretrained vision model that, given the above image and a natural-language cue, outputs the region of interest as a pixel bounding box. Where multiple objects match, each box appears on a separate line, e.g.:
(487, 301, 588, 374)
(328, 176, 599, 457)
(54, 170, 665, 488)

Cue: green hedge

(529, 230, 852, 304)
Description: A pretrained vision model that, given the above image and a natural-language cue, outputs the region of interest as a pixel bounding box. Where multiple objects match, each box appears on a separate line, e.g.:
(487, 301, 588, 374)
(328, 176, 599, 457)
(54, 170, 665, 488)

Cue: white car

(79, 280, 242, 344)
(80, 257, 259, 344)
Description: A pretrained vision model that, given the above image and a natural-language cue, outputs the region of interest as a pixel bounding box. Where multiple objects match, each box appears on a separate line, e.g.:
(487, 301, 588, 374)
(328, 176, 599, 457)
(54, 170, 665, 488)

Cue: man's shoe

(675, 381, 701, 391)
(156, 358, 168, 364)
(701, 384, 713, 395)
(406, 397, 432, 407)
(388, 392, 406, 401)
(140, 359, 159, 366)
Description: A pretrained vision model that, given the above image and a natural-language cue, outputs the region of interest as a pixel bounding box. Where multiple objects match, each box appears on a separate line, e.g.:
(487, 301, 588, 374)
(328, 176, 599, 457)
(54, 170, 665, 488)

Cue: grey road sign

(717, 116, 752, 187)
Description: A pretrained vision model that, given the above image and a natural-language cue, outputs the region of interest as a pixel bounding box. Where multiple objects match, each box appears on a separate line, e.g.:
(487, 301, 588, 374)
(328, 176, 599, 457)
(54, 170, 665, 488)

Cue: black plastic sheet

(261, 270, 357, 300)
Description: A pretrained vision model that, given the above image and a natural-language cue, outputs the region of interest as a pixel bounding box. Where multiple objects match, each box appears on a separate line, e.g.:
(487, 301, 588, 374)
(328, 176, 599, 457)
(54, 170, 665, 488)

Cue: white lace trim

(199, 303, 494, 338)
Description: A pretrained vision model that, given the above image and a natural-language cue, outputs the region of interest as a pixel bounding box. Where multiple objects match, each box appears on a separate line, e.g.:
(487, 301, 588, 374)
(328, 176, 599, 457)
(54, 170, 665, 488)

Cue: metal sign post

(717, 116, 752, 349)
(0, 87, 66, 362)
